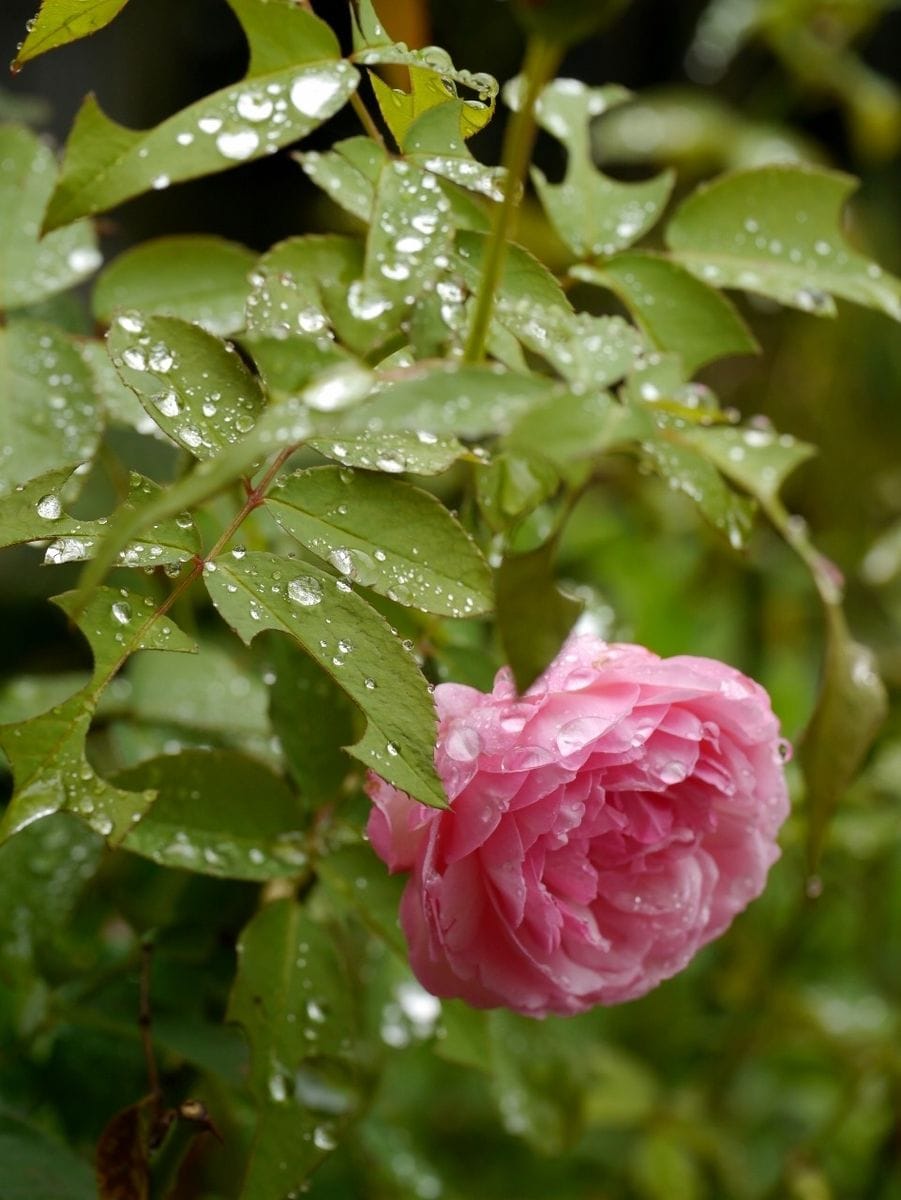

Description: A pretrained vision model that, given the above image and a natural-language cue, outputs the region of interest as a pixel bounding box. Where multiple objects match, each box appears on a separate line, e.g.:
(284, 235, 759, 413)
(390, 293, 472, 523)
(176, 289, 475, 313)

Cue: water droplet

(290, 71, 343, 117)
(312, 1125, 337, 1152)
(236, 91, 274, 121)
(231, 545, 247, 560)
(111, 601, 132, 625)
(36, 494, 61, 520)
(555, 717, 608, 755)
(287, 576, 323, 606)
(216, 129, 260, 160)
(659, 760, 688, 785)
(269, 1073, 290, 1103)
(444, 725, 481, 763)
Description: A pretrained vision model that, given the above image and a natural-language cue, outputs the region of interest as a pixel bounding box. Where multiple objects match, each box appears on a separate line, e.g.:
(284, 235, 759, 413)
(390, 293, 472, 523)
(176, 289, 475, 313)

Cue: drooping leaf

(495, 536, 582, 692)
(228, 899, 361, 1198)
(358, 160, 455, 321)
(204, 552, 445, 809)
(296, 135, 387, 223)
(119, 750, 306, 880)
(0, 320, 102, 495)
(93, 235, 256, 336)
(44, 1, 359, 229)
(108, 311, 265, 458)
(94, 1097, 155, 1200)
(0, 125, 100, 309)
(403, 101, 506, 202)
(347, 363, 556, 439)
(308, 429, 471, 476)
(265, 634, 357, 806)
(0, 588, 193, 844)
(13, 0, 132, 67)
(665, 165, 901, 321)
(527, 79, 674, 259)
(0, 1112, 96, 1200)
(575, 252, 758, 373)
(265, 467, 493, 617)
(0, 466, 200, 568)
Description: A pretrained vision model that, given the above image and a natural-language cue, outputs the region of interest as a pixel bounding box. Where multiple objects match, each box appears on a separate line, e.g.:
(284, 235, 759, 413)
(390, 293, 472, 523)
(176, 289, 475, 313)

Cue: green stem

(463, 35, 562, 364)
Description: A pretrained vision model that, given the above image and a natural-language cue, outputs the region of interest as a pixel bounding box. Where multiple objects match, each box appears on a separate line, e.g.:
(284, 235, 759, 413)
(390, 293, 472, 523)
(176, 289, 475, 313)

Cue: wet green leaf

(228, 899, 361, 1198)
(0, 466, 200, 567)
(204, 552, 445, 809)
(108, 311, 265, 458)
(529, 79, 674, 258)
(403, 101, 506, 202)
(44, 1, 358, 229)
(316, 842, 406, 957)
(93, 235, 256, 336)
(14, 0, 131, 67)
(297, 135, 386, 223)
(575, 252, 758, 373)
(78, 338, 163, 437)
(308, 429, 471, 476)
(501, 306, 643, 390)
(265, 634, 357, 806)
(666, 165, 901, 320)
(0, 125, 100, 308)
(265, 467, 492, 617)
(0, 587, 193, 844)
(495, 536, 582, 692)
(476, 453, 560, 533)
(506, 391, 651, 468)
(681, 423, 816, 502)
(119, 750, 305, 880)
(0, 320, 102, 494)
(801, 607, 888, 870)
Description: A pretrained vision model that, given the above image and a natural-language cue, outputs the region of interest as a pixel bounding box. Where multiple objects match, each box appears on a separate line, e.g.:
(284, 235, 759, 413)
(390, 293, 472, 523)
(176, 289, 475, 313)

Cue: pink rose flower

(366, 635, 790, 1018)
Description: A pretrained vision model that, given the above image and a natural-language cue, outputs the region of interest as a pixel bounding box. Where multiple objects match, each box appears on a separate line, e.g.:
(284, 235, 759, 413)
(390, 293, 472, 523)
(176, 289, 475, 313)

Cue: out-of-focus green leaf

(0, 588, 193, 844)
(204, 552, 446, 809)
(506, 391, 651, 468)
(13, 0, 131, 67)
(119, 750, 306, 880)
(44, 1, 358, 229)
(228, 899, 361, 1198)
(801, 606, 888, 871)
(348, 363, 556, 439)
(297, 135, 386, 223)
(528, 79, 674, 258)
(317, 842, 406, 956)
(0, 466, 200, 568)
(93, 236, 255, 336)
(0, 320, 102, 494)
(629, 1129, 703, 1200)
(0, 1112, 96, 1200)
(0, 125, 100, 308)
(495, 536, 582, 692)
(511, 0, 629, 44)
(265, 467, 492, 617)
(359, 160, 454, 321)
(403, 101, 506, 202)
(576, 252, 758, 373)
(308, 429, 471, 476)
(108, 311, 265, 458)
(476, 452, 560, 533)
(265, 634, 357, 806)
(682, 423, 816, 501)
(666, 165, 901, 321)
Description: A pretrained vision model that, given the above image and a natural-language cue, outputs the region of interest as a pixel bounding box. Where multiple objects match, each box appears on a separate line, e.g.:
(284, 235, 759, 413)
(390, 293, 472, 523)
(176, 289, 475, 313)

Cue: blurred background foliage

(0, 0, 899, 1197)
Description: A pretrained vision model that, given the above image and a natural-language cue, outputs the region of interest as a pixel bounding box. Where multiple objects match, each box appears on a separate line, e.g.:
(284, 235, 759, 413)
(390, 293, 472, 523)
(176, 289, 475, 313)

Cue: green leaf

(316, 842, 406, 957)
(13, 0, 131, 67)
(0, 1112, 96, 1200)
(118, 750, 306, 880)
(528, 79, 674, 259)
(476, 453, 560, 533)
(506, 391, 651, 468)
(575, 252, 758, 373)
(0, 466, 200, 568)
(501, 307, 643, 390)
(629, 1130, 703, 1200)
(108, 311, 265, 458)
(403, 101, 506, 202)
(680, 423, 816, 502)
(228, 899, 361, 1198)
(44, 2, 358, 229)
(78, 337, 163, 437)
(665, 165, 901, 321)
(0, 320, 102, 494)
(243, 332, 353, 403)
(204, 552, 446, 809)
(511, 0, 629, 44)
(93, 235, 256, 336)
(640, 426, 756, 549)
(0, 125, 100, 308)
(359, 160, 455, 319)
(265, 634, 357, 806)
(0, 587, 193, 844)
(801, 608, 887, 871)
(265, 466, 492, 617)
(455, 229, 570, 314)
(296, 135, 386, 223)
(495, 536, 582, 692)
(0, 813, 102, 986)
(348, 363, 556, 439)
(308, 429, 471, 476)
